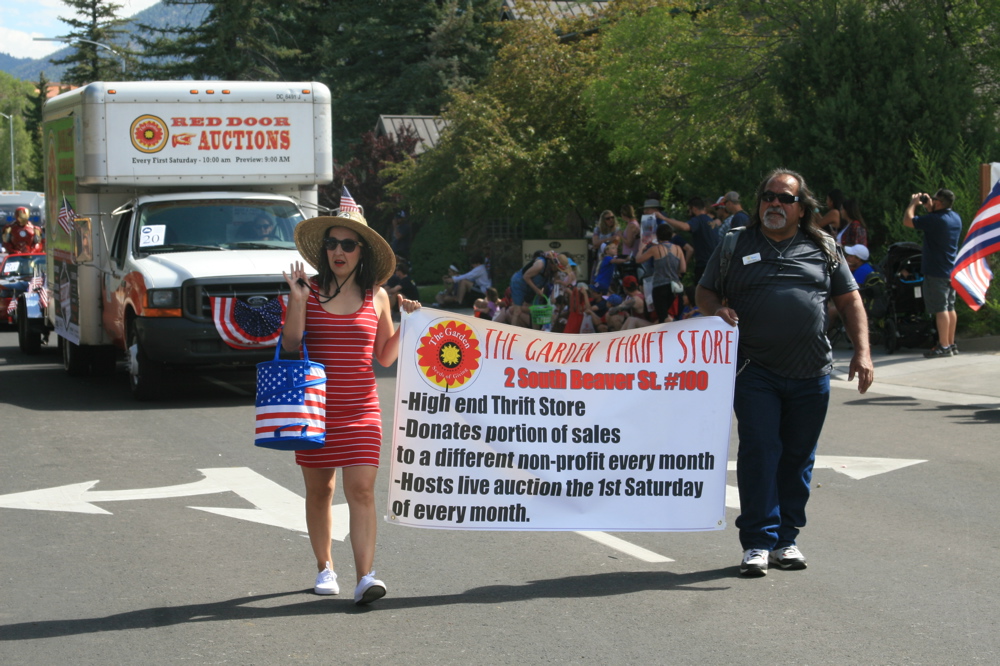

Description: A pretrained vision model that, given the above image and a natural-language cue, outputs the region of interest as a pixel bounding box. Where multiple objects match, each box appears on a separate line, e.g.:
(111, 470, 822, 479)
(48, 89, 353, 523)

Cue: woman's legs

(301, 467, 337, 571)
(342, 465, 379, 583)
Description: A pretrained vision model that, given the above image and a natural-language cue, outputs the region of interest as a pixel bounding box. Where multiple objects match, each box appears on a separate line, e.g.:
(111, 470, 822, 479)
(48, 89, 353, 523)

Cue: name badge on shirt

(742, 253, 762, 265)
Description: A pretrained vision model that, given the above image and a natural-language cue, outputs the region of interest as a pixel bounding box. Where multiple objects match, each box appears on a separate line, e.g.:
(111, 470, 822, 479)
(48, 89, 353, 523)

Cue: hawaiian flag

(57, 194, 75, 236)
(255, 360, 326, 448)
(339, 186, 361, 214)
(210, 295, 287, 349)
(951, 181, 1000, 311)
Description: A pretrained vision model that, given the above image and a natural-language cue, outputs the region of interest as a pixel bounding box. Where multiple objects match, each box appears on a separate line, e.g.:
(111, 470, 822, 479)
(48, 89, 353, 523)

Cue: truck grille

(182, 277, 290, 322)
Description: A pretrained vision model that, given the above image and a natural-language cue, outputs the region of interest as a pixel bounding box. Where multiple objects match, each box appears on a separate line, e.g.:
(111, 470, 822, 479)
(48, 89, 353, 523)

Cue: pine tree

(50, 0, 131, 85)
(137, 0, 300, 81)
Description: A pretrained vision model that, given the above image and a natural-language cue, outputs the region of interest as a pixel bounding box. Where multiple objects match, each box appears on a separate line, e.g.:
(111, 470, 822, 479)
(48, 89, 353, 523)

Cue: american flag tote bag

(255, 333, 327, 450)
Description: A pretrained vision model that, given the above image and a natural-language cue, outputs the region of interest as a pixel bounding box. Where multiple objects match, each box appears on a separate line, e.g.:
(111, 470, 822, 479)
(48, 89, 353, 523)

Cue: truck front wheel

(16, 298, 42, 355)
(128, 319, 164, 400)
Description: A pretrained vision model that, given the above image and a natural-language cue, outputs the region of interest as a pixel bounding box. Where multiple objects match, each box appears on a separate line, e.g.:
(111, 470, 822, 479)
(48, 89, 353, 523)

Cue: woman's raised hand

(283, 261, 311, 302)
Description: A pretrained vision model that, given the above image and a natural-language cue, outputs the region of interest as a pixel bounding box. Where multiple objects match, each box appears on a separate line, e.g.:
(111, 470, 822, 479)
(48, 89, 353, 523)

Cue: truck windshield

(135, 199, 305, 253)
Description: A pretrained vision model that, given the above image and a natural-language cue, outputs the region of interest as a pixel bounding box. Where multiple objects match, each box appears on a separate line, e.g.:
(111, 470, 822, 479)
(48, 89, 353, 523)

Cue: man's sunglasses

(760, 191, 801, 204)
(323, 237, 363, 252)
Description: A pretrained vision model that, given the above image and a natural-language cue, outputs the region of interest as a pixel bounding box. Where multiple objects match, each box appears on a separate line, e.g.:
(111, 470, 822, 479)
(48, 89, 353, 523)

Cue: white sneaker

(740, 548, 769, 577)
(354, 570, 386, 605)
(769, 545, 808, 570)
(314, 562, 339, 595)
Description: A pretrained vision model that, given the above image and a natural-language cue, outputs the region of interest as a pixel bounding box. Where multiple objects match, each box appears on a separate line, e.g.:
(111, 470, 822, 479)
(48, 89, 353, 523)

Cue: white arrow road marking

(0, 476, 228, 514)
(723, 455, 927, 507)
(0, 467, 350, 541)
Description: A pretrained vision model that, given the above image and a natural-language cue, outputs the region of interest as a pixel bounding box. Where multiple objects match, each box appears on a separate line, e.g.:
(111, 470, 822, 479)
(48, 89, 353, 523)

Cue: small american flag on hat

(339, 186, 361, 214)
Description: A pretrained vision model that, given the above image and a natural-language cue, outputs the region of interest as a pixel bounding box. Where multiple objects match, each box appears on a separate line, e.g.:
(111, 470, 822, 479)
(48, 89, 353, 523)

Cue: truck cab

(26, 81, 333, 399)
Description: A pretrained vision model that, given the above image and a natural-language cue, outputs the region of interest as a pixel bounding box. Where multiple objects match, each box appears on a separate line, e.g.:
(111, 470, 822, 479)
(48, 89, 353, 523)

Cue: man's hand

(848, 352, 874, 394)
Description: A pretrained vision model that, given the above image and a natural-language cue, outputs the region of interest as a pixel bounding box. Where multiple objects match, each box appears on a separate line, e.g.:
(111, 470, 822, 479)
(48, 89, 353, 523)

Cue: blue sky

(1, 0, 158, 60)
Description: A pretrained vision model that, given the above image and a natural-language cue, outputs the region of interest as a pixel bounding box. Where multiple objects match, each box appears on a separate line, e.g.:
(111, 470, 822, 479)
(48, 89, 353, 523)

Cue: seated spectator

(435, 264, 462, 305)
(680, 286, 703, 319)
(844, 244, 874, 284)
(385, 259, 420, 312)
(473, 287, 500, 320)
(444, 258, 491, 306)
(606, 275, 653, 330)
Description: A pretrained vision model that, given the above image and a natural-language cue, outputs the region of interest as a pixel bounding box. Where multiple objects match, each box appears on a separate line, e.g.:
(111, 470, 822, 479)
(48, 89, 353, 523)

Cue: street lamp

(33, 36, 127, 74)
(0, 112, 14, 189)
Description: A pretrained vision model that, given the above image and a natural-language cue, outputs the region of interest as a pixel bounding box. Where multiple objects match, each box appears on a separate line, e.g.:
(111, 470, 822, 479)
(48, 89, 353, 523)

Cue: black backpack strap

(718, 226, 745, 299)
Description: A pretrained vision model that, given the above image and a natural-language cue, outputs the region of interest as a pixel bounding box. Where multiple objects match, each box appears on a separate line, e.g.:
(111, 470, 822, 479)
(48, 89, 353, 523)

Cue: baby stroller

(870, 242, 937, 354)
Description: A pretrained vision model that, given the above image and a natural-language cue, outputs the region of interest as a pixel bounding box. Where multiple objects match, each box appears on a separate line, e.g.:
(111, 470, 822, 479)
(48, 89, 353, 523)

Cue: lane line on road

(573, 531, 674, 563)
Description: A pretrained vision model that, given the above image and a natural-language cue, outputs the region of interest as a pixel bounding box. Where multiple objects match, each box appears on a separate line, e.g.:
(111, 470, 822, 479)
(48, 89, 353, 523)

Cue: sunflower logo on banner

(415, 319, 482, 392)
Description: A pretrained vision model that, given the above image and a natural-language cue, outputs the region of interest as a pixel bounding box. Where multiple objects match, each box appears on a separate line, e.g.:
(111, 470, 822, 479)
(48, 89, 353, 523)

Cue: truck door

(102, 208, 134, 348)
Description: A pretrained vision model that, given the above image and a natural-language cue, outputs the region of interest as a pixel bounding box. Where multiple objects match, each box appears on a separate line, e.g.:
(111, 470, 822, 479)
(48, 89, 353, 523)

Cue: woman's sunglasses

(760, 191, 801, 204)
(323, 237, 363, 252)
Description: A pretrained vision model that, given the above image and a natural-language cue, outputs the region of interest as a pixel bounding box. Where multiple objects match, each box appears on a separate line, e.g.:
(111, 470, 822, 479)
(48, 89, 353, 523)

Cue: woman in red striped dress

(282, 210, 419, 605)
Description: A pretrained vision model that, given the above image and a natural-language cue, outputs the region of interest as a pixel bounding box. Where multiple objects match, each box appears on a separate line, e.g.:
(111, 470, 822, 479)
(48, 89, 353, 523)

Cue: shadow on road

(0, 569, 731, 639)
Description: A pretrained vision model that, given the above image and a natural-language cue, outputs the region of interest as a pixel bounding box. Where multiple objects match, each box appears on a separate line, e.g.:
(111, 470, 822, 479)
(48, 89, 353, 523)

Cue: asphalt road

(1, 330, 999, 665)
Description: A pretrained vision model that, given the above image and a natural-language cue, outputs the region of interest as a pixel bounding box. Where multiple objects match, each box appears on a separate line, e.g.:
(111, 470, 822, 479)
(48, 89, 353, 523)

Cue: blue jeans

(733, 363, 830, 550)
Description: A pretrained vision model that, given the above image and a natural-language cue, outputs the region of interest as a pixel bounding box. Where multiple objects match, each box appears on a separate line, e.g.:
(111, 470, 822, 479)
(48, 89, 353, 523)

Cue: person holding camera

(903, 189, 962, 358)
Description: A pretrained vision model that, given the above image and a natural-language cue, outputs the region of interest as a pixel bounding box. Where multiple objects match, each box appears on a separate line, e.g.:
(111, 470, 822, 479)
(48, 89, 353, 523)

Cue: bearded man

(696, 168, 874, 577)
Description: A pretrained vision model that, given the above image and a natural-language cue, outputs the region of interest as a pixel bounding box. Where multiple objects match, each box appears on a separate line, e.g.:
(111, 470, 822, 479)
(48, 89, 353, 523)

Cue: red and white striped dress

(295, 286, 382, 468)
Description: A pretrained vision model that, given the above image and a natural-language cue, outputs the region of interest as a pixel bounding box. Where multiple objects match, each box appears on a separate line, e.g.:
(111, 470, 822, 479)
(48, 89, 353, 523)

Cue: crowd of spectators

(415, 186, 888, 335)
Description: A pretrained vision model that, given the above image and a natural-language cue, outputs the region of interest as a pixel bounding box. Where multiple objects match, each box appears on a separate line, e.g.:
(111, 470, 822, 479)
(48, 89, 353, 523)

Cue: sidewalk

(831, 339, 1000, 407)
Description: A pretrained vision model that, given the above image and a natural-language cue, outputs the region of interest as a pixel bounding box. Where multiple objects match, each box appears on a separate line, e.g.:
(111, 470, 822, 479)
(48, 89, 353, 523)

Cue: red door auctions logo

(416, 320, 482, 392)
(130, 115, 169, 153)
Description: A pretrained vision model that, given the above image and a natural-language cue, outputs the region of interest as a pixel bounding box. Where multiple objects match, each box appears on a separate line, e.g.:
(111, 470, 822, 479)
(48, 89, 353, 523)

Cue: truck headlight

(148, 288, 181, 309)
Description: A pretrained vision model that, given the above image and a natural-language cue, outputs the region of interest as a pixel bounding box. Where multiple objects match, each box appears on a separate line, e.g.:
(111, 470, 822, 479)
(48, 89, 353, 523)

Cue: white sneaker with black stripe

(740, 549, 769, 577)
(769, 545, 808, 570)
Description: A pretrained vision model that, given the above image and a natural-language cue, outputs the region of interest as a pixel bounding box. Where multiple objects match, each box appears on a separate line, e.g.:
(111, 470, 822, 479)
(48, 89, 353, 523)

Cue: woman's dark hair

(749, 168, 838, 266)
(655, 224, 672, 242)
(620, 204, 636, 220)
(314, 225, 377, 294)
(843, 199, 867, 228)
(827, 188, 846, 210)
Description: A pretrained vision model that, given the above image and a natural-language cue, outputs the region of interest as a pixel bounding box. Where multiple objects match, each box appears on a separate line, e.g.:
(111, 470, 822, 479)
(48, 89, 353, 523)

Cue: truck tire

(17, 298, 42, 355)
(61, 336, 93, 376)
(128, 319, 164, 400)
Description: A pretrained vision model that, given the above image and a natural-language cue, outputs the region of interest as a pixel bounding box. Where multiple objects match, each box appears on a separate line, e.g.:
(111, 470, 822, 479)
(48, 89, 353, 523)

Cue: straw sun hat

(294, 210, 396, 286)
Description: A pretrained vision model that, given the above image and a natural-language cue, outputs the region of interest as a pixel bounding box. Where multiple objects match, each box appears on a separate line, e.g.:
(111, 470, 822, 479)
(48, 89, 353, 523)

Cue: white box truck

(20, 81, 333, 398)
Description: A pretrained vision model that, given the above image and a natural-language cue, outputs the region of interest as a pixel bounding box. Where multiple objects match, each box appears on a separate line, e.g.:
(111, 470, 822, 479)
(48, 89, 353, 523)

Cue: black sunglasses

(323, 237, 363, 252)
(760, 191, 801, 204)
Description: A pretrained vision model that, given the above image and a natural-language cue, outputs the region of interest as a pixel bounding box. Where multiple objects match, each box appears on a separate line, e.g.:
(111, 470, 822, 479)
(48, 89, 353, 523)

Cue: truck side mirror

(73, 217, 94, 264)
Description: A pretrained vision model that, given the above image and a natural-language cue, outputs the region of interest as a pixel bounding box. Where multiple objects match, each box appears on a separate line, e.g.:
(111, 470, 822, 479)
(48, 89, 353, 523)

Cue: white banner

(386, 310, 738, 532)
(104, 102, 317, 178)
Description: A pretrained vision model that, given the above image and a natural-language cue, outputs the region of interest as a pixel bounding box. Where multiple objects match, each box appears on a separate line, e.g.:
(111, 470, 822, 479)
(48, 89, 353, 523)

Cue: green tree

(586, 0, 774, 197)
(751, 0, 1000, 248)
(21, 73, 50, 192)
(325, 127, 421, 238)
(303, 0, 503, 156)
(137, 0, 300, 81)
(0, 73, 39, 191)
(388, 10, 637, 233)
(51, 0, 132, 84)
